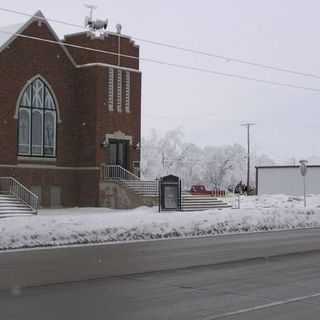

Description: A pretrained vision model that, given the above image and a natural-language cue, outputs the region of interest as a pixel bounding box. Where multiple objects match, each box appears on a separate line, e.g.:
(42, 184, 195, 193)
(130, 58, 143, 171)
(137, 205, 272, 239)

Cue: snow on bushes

(1, 194, 320, 250)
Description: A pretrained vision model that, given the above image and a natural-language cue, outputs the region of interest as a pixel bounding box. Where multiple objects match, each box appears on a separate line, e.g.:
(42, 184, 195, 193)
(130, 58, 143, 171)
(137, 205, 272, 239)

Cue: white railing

(126, 180, 158, 187)
(102, 165, 140, 181)
(0, 177, 39, 213)
(101, 165, 159, 197)
(122, 180, 159, 196)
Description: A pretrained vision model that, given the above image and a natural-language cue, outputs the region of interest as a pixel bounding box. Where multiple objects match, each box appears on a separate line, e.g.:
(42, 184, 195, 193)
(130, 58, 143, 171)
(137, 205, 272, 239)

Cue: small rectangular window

(117, 70, 122, 112)
(50, 186, 62, 208)
(108, 68, 114, 111)
(125, 71, 130, 113)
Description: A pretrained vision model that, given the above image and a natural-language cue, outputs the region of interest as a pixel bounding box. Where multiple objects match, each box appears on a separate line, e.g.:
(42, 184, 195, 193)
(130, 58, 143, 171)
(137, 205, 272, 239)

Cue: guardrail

(102, 165, 140, 181)
(0, 177, 39, 213)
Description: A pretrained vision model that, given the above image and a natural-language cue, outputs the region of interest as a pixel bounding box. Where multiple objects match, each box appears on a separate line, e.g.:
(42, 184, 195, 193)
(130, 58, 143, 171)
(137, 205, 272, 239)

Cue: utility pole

(241, 123, 255, 193)
(162, 152, 166, 172)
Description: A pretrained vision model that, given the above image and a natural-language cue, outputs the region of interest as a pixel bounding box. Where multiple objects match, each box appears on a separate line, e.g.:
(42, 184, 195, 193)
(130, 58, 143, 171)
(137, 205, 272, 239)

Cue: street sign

(300, 160, 308, 176)
(158, 175, 182, 212)
(299, 160, 308, 208)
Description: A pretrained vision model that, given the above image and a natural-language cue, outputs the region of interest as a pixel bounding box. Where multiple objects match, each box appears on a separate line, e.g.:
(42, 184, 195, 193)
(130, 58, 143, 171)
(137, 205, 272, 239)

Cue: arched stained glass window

(18, 77, 57, 157)
(18, 109, 30, 154)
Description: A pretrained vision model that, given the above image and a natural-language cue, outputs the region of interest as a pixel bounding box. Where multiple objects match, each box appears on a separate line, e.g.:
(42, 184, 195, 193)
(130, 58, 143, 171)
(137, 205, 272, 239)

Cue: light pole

(241, 123, 255, 193)
(299, 160, 308, 208)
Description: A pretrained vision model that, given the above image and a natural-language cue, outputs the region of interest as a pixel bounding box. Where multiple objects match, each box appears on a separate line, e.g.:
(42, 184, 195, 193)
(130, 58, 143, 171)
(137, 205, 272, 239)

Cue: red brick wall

(77, 169, 100, 207)
(0, 166, 101, 207)
(0, 18, 141, 207)
(64, 32, 139, 69)
(75, 67, 98, 166)
(0, 20, 78, 166)
(0, 166, 79, 207)
(95, 68, 141, 171)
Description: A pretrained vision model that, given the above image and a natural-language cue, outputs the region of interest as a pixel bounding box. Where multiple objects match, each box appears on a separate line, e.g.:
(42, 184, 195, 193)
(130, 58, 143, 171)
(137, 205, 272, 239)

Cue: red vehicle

(190, 185, 225, 197)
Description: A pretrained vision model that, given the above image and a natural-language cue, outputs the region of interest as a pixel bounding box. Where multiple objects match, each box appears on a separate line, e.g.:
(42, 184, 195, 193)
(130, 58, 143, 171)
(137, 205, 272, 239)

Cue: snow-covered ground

(1, 194, 320, 250)
(239, 194, 320, 209)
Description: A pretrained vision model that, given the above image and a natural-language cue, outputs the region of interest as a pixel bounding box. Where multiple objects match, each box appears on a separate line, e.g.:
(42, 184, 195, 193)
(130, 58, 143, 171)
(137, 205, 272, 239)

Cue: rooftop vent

(116, 23, 122, 34)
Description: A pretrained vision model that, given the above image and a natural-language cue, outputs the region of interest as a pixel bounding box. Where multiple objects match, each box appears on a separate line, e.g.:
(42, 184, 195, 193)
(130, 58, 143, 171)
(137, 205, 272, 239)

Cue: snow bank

(239, 194, 320, 209)
(1, 194, 320, 250)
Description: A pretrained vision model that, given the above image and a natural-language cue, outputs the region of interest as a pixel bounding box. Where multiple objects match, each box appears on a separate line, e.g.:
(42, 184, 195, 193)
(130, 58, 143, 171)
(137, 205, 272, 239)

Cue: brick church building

(0, 11, 141, 207)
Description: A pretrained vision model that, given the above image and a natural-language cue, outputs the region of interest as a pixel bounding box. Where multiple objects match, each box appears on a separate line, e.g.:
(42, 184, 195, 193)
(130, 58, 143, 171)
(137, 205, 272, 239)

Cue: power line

(143, 113, 217, 121)
(1, 7, 320, 80)
(1, 29, 320, 93)
(0, 29, 138, 60)
(132, 38, 320, 80)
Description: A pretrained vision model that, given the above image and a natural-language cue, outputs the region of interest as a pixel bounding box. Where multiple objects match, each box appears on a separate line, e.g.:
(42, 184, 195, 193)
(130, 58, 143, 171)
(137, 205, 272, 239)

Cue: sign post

(158, 175, 181, 212)
(299, 160, 308, 208)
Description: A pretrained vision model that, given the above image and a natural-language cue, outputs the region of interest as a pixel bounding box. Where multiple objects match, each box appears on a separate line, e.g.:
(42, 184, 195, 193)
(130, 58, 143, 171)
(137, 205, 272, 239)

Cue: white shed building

(256, 165, 320, 195)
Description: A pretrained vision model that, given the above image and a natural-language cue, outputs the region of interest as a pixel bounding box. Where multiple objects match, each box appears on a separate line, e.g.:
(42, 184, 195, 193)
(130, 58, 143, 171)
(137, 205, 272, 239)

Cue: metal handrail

(0, 177, 39, 212)
(102, 165, 140, 181)
(125, 180, 157, 185)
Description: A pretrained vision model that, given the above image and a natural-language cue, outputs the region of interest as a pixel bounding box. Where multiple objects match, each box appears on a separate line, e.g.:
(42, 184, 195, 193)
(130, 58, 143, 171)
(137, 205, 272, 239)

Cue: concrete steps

(181, 194, 232, 211)
(0, 192, 35, 215)
(118, 180, 231, 211)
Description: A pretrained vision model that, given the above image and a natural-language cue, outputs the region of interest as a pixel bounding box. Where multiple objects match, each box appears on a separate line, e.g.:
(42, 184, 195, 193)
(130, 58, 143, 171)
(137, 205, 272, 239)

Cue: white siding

(257, 166, 320, 195)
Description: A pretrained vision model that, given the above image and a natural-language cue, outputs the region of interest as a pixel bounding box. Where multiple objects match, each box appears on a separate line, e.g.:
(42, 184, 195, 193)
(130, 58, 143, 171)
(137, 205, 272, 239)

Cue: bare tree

(141, 129, 274, 190)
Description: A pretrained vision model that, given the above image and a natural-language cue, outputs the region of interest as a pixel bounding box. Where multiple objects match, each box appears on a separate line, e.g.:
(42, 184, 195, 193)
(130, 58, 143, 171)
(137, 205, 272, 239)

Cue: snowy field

(1, 194, 320, 250)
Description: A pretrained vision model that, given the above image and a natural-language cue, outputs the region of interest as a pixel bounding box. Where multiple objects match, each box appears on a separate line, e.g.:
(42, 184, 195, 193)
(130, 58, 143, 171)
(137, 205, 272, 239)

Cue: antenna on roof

(84, 4, 108, 33)
(85, 4, 97, 21)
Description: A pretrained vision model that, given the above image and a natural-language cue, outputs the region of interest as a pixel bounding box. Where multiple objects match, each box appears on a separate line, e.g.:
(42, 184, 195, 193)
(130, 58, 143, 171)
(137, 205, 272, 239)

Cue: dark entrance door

(108, 139, 129, 169)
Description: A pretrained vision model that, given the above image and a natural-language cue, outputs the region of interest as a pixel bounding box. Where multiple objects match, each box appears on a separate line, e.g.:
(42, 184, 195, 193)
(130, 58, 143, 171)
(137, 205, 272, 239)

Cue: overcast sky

(1, 0, 320, 163)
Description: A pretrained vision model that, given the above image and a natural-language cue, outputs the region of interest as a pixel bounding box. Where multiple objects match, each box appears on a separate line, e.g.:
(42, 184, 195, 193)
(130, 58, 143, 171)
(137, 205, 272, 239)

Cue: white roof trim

(0, 10, 77, 67)
(0, 21, 31, 53)
(0, 11, 141, 71)
(105, 131, 133, 145)
(0, 163, 100, 170)
(0, 23, 23, 49)
(105, 31, 140, 48)
(77, 62, 140, 73)
(64, 30, 139, 48)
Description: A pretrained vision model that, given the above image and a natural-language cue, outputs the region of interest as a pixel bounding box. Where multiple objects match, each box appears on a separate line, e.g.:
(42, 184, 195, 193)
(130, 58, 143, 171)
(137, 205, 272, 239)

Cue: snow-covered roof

(0, 10, 44, 53)
(0, 22, 26, 51)
(0, 10, 76, 66)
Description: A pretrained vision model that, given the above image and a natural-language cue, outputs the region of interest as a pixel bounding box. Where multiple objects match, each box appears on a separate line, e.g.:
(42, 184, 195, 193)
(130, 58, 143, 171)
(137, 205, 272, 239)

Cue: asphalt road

(2, 231, 320, 319)
(2, 228, 320, 289)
